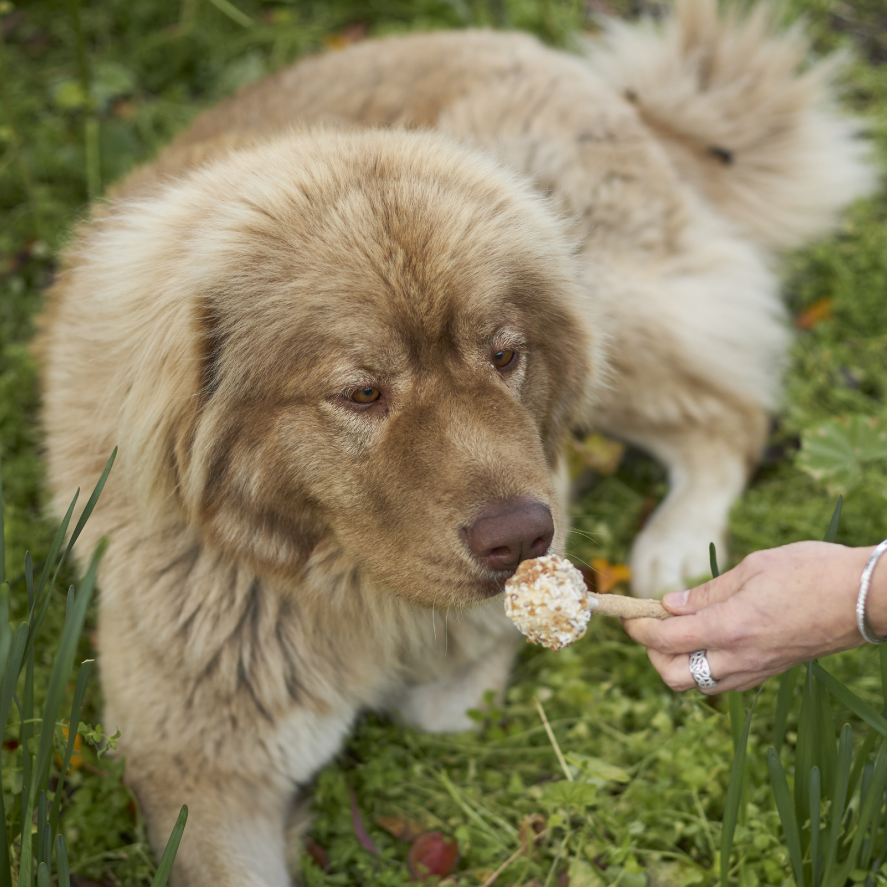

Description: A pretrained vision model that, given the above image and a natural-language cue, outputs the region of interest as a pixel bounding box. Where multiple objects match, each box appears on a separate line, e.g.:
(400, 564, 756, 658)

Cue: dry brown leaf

(795, 297, 834, 330)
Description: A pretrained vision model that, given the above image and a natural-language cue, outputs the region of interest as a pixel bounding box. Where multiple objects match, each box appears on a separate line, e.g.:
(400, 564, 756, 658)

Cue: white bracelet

(857, 540, 887, 644)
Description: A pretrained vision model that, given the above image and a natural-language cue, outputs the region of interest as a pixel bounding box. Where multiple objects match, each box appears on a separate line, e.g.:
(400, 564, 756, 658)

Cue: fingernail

(664, 590, 689, 608)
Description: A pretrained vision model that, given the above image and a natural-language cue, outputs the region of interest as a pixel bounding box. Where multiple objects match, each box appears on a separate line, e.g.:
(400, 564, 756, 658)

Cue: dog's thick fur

(40, 0, 873, 882)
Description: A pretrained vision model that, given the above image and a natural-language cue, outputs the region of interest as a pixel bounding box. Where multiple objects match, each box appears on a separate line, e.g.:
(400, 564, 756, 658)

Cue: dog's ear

(121, 297, 325, 578)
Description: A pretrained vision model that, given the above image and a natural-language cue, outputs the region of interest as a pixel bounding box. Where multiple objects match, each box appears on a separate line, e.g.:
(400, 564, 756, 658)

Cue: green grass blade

(0, 457, 4, 587)
(150, 805, 188, 887)
(814, 670, 837, 801)
(49, 659, 94, 836)
(823, 497, 843, 543)
(796, 665, 816, 845)
(812, 663, 887, 736)
(36, 791, 47, 866)
(768, 747, 805, 886)
(32, 491, 77, 618)
(810, 767, 821, 887)
(822, 724, 853, 884)
(55, 836, 69, 887)
(19, 640, 36, 884)
(0, 622, 28, 734)
(25, 551, 33, 612)
(36, 862, 49, 887)
(30, 540, 105, 812)
(720, 688, 762, 887)
(710, 542, 720, 578)
(832, 740, 887, 886)
(775, 665, 801, 753)
(63, 449, 116, 560)
(0, 731, 10, 887)
(848, 731, 881, 815)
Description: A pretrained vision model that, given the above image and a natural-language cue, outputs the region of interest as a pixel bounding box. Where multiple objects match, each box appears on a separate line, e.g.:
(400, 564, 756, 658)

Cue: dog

(40, 127, 595, 882)
(40, 0, 873, 882)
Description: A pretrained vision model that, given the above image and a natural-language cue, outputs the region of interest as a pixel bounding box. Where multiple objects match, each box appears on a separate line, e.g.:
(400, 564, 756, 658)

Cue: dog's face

(120, 130, 592, 608)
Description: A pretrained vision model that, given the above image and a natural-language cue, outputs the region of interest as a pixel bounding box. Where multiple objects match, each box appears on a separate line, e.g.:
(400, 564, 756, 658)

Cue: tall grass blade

(709, 542, 720, 578)
(49, 659, 94, 835)
(823, 497, 843, 543)
(30, 541, 105, 809)
(0, 623, 28, 733)
(35, 863, 49, 887)
(768, 747, 805, 886)
(63, 449, 116, 560)
(25, 551, 33, 612)
(813, 670, 837, 802)
(810, 767, 821, 887)
(55, 836, 70, 887)
(721, 688, 762, 887)
(36, 791, 47, 866)
(0, 725, 9, 887)
(150, 805, 188, 887)
(20, 539, 106, 883)
(32, 490, 77, 617)
(775, 666, 802, 752)
(812, 663, 887, 736)
(0, 457, 4, 586)
(20, 640, 35, 875)
(832, 740, 887, 886)
(796, 665, 816, 847)
(849, 731, 881, 812)
(822, 724, 853, 884)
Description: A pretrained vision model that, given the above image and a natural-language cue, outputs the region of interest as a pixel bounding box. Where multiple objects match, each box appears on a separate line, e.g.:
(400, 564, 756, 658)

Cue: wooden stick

(589, 593, 669, 620)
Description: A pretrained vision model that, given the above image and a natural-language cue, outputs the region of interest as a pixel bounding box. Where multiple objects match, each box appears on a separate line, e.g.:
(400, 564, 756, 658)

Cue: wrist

(861, 543, 887, 639)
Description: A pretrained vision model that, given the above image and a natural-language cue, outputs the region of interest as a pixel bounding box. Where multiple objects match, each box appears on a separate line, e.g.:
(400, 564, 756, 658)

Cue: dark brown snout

(463, 499, 554, 573)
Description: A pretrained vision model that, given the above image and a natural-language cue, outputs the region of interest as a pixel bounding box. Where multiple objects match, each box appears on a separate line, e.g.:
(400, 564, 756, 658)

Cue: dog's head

(106, 130, 595, 607)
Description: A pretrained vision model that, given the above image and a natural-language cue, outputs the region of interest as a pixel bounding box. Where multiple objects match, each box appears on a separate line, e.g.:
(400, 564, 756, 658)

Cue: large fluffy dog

(40, 0, 872, 883)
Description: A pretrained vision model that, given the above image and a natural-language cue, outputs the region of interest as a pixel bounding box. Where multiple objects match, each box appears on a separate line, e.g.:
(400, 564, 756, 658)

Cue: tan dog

(40, 128, 594, 883)
(161, 0, 873, 595)
(40, 0, 873, 882)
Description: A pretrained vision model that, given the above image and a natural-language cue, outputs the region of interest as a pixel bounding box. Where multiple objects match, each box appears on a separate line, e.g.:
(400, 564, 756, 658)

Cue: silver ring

(689, 650, 718, 691)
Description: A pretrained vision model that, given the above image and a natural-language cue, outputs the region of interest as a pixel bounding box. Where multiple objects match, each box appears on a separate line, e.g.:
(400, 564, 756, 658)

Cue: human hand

(624, 541, 881, 693)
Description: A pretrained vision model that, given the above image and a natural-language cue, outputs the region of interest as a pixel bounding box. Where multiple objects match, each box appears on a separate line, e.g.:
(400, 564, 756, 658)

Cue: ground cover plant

(1, 0, 887, 883)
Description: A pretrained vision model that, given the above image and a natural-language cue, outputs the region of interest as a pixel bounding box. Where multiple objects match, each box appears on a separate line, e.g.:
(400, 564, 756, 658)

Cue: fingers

(623, 601, 734, 655)
(661, 566, 746, 617)
(647, 648, 772, 695)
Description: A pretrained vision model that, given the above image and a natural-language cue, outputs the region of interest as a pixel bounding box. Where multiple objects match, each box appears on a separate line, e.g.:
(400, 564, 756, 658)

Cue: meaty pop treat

(505, 555, 668, 650)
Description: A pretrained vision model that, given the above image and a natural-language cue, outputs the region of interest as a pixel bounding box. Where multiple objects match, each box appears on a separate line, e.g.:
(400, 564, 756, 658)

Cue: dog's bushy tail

(585, 0, 877, 249)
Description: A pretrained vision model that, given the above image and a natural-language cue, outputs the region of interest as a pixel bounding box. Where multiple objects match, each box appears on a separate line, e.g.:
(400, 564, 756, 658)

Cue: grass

(1, 0, 887, 884)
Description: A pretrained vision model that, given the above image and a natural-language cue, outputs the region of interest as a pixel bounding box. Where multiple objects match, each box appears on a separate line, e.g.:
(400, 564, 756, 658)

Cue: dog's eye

(350, 386, 381, 404)
(492, 349, 516, 369)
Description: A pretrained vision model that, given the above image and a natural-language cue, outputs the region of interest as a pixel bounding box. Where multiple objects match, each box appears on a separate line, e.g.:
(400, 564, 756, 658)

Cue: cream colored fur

(40, 1, 875, 882)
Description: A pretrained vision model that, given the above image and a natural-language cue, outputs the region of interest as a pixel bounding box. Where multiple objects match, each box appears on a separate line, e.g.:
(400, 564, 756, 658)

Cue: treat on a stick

(504, 554, 668, 651)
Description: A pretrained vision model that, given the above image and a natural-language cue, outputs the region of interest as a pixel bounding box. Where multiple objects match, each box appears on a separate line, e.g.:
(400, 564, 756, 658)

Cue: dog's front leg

(127, 754, 294, 887)
(394, 628, 520, 733)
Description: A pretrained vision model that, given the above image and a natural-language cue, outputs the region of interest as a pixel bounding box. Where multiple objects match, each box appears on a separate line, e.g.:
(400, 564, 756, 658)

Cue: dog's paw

(629, 519, 725, 599)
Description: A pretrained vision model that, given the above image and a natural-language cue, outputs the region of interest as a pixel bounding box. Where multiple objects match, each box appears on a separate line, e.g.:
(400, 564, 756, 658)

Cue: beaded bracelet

(857, 540, 887, 645)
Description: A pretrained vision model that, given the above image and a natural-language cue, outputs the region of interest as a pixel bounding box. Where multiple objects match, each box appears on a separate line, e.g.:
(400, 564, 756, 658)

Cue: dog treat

(504, 555, 668, 651)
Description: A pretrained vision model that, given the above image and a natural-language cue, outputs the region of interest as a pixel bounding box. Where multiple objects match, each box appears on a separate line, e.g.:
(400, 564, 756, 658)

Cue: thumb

(661, 573, 738, 616)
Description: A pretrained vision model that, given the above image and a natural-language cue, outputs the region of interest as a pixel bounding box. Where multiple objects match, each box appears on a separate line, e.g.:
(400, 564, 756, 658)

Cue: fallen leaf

(408, 831, 459, 881)
(587, 558, 632, 594)
(347, 784, 379, 855)
(376, 814, 424, 842)
(566, 432, 626, 479)
(795, 297, 833, 330)
(518, 814, 545, 855)
(323, 24, 369, 50)
(304, 838, 330, 871)
(55, 727, 83, 772)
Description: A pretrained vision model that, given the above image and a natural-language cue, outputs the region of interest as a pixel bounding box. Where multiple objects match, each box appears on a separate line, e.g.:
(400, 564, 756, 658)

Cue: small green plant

(0, 452, 187, 886)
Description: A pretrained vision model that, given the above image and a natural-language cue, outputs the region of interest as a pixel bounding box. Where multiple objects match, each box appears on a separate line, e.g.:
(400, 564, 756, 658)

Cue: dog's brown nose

(463, 499, 554, 572)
